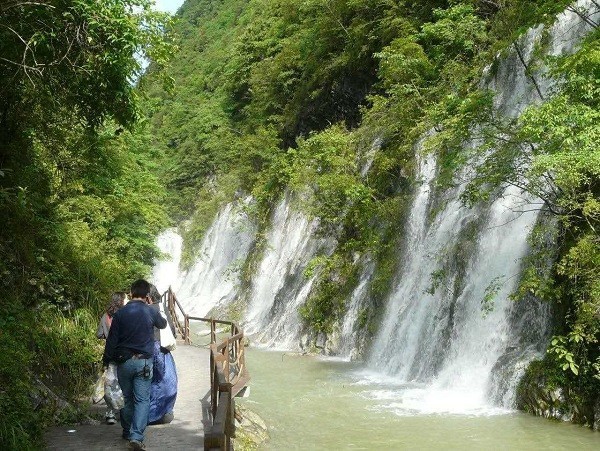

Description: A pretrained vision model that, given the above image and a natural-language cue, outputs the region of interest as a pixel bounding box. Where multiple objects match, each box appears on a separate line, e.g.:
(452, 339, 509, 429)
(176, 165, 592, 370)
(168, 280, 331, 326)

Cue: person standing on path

(96, 292, 128, 424)
(103, 279, 167, 451)
(147, 284, 178, 425)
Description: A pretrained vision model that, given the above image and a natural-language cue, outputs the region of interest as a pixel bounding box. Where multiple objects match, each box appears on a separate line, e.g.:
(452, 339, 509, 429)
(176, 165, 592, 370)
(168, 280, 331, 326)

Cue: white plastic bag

(104, 362, 124, 410)
(160, 326, 177, 351)
(159, 302, 177, 351)
(92, 370, 106, 403)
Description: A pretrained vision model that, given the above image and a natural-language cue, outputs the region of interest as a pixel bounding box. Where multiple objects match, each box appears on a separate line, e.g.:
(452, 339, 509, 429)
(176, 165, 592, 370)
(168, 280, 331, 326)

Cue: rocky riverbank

(517, 359, 600, 430)
(235, 403, 269, 450)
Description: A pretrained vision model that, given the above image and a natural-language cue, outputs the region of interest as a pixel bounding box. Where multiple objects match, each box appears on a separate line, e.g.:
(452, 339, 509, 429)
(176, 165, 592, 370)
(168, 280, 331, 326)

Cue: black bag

(114, 347, 134, 363)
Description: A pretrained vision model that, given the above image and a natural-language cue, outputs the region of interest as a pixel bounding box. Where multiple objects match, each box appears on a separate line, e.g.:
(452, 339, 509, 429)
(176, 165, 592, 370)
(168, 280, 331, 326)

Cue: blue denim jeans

(117, 357, 153, 442)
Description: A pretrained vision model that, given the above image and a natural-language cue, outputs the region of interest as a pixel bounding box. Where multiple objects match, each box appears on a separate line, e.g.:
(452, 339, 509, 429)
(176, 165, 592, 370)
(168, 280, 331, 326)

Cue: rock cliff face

(235, 404, 269, 449)
(153, 0, 600, 427)
(517, 359, 600, 429)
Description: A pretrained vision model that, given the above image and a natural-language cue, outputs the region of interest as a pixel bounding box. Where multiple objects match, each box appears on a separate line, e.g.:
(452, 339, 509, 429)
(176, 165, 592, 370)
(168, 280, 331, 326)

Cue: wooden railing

(162, 287, 250, 450)
(202, 318, 250, 450)
(161, 287, 189, 343)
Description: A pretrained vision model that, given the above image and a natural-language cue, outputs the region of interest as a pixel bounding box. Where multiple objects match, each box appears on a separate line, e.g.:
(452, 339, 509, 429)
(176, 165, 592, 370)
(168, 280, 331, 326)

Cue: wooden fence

(161, 288, 250, 450)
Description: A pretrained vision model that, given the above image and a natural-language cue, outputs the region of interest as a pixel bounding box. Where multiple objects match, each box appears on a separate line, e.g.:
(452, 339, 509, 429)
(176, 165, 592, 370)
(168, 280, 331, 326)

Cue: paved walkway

(45, 344, 210, 450)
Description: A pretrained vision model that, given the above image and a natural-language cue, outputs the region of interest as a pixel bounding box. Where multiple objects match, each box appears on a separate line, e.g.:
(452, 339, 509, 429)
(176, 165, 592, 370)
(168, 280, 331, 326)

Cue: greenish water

(239, 347, 599, 450)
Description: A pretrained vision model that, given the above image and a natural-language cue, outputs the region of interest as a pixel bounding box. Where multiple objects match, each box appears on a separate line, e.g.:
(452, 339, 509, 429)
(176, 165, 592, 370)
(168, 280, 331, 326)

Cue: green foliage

(518, 343, 599, 426)
(419, 3, 489, 65)
(0, 307, 103, 450)
(32, 306, 102, 398)
(0, 0, 515, 442)
(0, 1, 172, 448)
(0, 310, 39, 449)
(481, 275, 504, 316)
(141, 0, 583, 336)
(549, 335, 580, 376)
(486, 0, 573, 49)
(143, 0, 453, 222)
(237, 0, 414, 141)
(300, 253, 359, 334)
(511, 220, 558, 301)
(141, 0, 600, 414)
(426, 269, 447, 296)
(287, 126, 375, 236)
(377, 34, 433, 88)
(0, 0, 174, 128)
(365, 193, 412, 332)
(425, 90, 496, 191)
(516, 355, 569, 413)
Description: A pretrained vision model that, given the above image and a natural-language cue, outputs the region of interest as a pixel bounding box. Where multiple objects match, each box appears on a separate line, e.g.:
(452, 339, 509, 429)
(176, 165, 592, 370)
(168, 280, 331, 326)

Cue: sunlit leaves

(376, 37, 434, 89)
(287, 126, 375, 233)
(1, 1, 173, 127)
(419, 4, 489, 64)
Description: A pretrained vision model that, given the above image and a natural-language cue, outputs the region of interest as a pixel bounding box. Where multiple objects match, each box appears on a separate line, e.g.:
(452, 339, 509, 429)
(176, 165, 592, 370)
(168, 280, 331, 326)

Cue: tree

(0, 2, 172, 448)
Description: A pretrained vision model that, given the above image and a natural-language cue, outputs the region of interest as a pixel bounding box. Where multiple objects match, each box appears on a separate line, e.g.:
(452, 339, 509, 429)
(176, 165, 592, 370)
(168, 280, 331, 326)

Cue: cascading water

(488, 0, 598, 112)
(152, 229, 183, 295)
(363, 0, 598, 414)
(334, 259, 375, 360)
(359, 137, 383, 178)
(361, 154, 543, 414)
(244, 194, 334, 349)
(152, 199, 256, 317)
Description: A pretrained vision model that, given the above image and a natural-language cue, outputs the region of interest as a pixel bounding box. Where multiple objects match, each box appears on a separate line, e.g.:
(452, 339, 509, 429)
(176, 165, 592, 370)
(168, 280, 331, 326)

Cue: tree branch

(566, 5, 599, 29)
(513, 42, 544, 101)
(0, 1, 55, 13)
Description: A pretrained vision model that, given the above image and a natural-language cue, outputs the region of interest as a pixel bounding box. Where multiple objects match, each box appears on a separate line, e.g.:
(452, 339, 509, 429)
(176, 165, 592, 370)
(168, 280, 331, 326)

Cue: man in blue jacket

(103, 279, 167, 450)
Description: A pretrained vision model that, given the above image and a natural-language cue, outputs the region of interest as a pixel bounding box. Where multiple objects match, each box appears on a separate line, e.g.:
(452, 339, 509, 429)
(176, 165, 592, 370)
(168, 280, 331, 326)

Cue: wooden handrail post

(184, 314, 190, 345)
(224, 385, 234, 449)
(211, 349, 218, 420)
(223, 346, 230, 383)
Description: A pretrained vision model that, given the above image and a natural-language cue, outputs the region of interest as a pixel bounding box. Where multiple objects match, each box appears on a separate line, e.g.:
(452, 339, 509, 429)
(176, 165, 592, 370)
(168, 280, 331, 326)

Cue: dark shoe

(122, 430, 129, 440)
(162, 411, 174, 424)
(128, 440, 146, 450)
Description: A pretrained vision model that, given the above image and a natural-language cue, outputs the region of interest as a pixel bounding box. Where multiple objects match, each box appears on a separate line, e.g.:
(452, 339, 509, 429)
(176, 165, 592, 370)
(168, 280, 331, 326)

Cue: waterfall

(152, 229, 183, 295)
(152, 199, 256, 317)
(363, 0, 598, 414)
(359, 137, 383, 177)
(244, 194, 334, 349)
(362, 150, 542, 413)
(147, 0, 598, 415)
(334, 260, 375, 360)
(488, 0, 598, 113)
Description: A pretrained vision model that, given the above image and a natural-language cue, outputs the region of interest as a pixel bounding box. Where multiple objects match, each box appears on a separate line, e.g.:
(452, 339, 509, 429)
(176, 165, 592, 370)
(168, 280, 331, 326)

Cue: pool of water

(238, 347, 599, 450)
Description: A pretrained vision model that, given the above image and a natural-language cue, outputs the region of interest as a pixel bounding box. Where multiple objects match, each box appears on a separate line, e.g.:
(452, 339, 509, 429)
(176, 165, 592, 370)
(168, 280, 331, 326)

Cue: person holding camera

(102, 279, 167, 450)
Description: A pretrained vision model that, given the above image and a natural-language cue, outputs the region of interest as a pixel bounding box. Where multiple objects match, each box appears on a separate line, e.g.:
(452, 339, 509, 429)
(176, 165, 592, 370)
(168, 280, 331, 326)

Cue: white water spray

(363, 1, 599, 415)
(152, 200, 256, 316)
(244, 194, 334, 349)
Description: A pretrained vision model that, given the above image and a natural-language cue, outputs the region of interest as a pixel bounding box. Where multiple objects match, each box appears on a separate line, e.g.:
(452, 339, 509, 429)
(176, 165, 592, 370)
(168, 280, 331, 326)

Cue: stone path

(45, 344, 210, 450)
